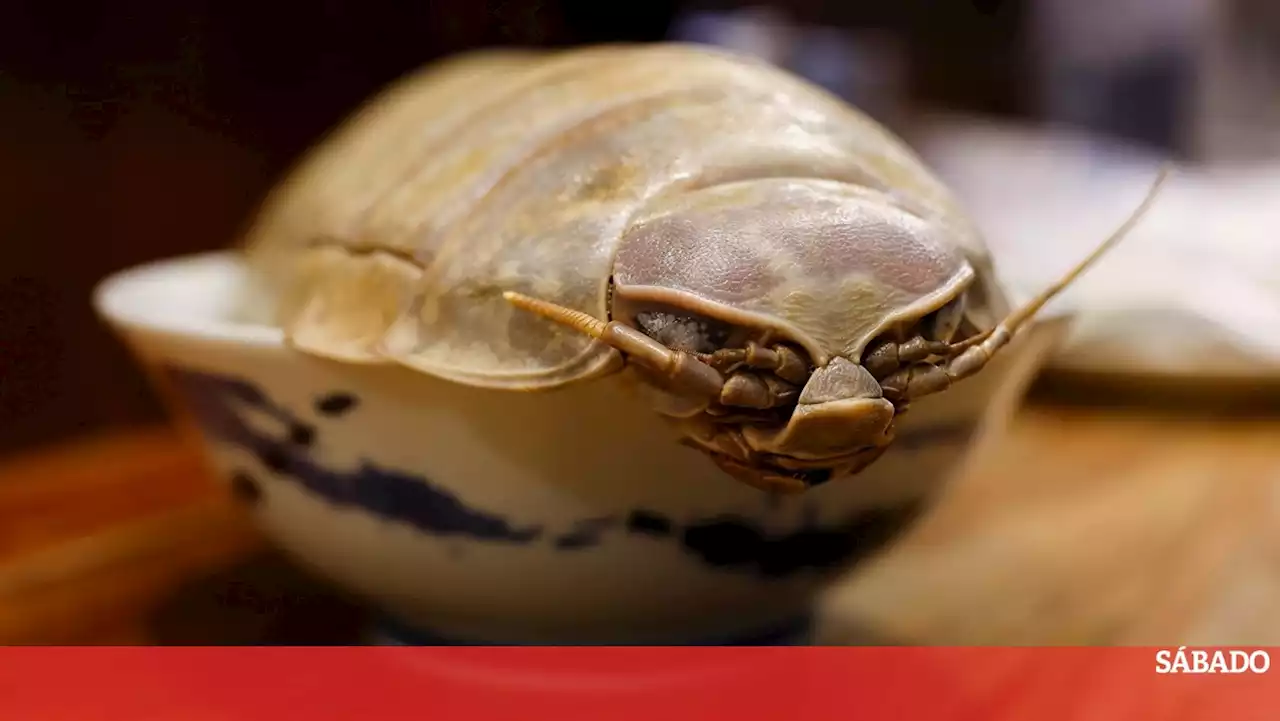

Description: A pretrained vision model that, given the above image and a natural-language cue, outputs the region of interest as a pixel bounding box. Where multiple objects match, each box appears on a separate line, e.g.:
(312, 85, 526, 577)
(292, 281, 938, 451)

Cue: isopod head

(508, 167, 1170, 493)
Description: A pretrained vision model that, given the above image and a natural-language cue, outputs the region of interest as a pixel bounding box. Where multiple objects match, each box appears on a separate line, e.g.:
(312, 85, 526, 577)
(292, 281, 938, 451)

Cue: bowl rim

(94, 250, 1075, 353)
(92, 250, 286, 349)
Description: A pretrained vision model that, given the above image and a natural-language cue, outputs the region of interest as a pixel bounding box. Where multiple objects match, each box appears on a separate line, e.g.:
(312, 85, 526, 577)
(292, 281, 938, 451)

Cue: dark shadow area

(148, 550, 368, 645)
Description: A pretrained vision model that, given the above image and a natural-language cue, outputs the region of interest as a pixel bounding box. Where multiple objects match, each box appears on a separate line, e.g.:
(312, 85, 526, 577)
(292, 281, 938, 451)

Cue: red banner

(0, 647, 1274, 721)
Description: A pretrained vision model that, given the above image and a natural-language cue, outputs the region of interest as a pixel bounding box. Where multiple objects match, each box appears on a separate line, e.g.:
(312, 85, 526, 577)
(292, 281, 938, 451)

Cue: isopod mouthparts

(237, 41, 1169, 493)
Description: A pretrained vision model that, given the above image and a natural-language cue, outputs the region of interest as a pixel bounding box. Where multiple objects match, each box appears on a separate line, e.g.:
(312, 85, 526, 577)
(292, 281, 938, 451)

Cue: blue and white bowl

(94, 251, 1068, 645)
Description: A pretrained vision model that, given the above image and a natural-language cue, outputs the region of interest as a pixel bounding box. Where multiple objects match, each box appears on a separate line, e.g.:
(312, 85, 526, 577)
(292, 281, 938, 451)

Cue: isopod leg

(704, 341, 808, 385)
(862, 335, 955, 379)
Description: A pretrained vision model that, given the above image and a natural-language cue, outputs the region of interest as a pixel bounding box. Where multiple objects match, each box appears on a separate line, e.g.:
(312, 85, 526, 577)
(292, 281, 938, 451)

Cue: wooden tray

(5, 400, 1280, 646)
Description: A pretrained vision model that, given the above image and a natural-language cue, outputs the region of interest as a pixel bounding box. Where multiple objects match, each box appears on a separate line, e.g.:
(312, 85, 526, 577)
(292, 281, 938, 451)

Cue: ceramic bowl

(93, 251, 1068, 645)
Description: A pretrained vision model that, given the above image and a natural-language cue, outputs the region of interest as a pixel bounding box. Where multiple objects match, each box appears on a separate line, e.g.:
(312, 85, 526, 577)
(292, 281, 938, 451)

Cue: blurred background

(7, 0, 1280, 453)
(3, 0, 1280, 645)
(3, 0, 1028, 451)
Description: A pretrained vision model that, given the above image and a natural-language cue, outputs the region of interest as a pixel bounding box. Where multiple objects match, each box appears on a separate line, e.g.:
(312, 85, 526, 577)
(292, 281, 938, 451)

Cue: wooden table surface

(3, 393, 1280, 646)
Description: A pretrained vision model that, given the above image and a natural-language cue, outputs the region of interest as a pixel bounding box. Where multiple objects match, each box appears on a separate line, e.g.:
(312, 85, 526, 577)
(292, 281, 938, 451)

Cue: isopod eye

(633, 310, 732, 354)
(925, 294, 967, 343)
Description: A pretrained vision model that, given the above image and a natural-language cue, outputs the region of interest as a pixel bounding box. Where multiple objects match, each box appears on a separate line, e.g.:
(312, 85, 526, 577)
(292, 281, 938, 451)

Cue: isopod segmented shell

(239, 43, 1008, 390)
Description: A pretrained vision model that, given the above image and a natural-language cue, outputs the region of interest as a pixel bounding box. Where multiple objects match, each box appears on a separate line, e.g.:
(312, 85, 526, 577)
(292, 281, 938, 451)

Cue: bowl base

(364, 615, 815, 646)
